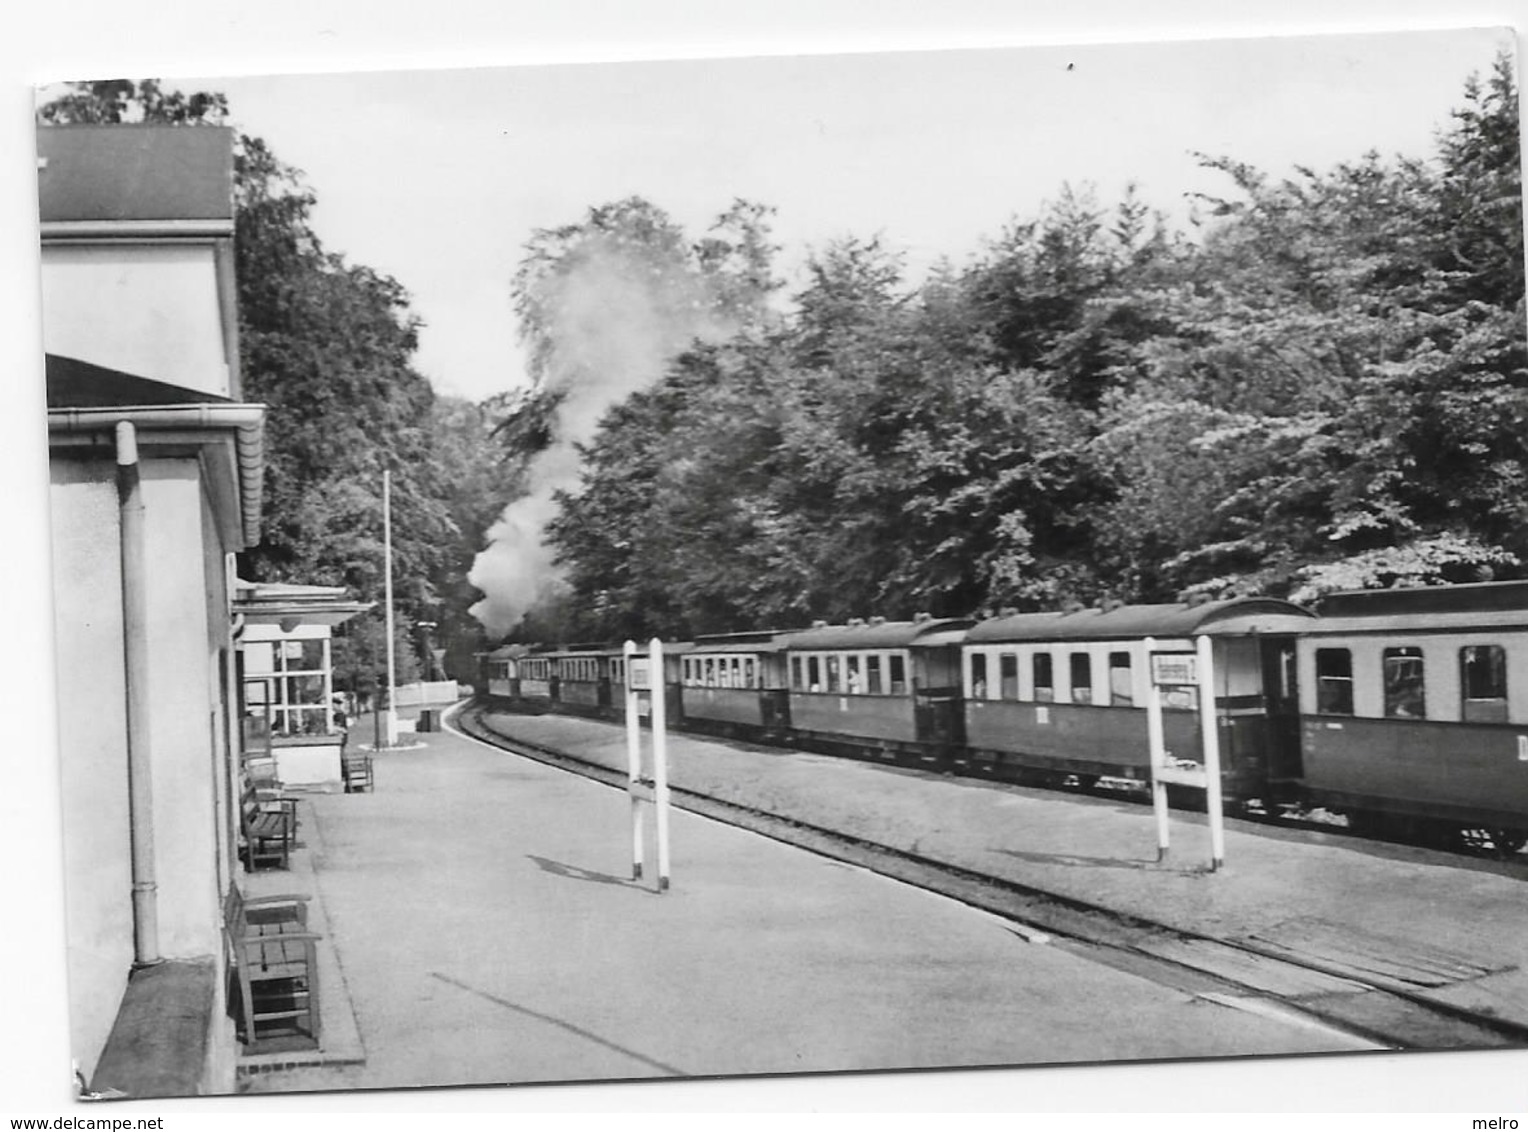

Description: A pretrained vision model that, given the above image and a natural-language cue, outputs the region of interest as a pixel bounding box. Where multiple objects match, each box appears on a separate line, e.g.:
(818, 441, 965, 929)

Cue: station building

(40, 123, 265, 1096)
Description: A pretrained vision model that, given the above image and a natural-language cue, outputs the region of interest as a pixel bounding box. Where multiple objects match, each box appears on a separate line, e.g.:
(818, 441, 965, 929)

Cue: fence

(390, 680, 468, 707)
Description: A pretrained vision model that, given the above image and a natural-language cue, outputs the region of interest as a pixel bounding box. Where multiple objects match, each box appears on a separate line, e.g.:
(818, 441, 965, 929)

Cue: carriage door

(1260, 637, 1304, 782)
(913, 644, 966, 748)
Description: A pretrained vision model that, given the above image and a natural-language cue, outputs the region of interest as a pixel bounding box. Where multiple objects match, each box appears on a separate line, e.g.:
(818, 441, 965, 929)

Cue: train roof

(967, 597, 1315, 644)
(689, 629, 802, 654)
(1314, 580, 1528, 619)
(786, 618, 976, 650)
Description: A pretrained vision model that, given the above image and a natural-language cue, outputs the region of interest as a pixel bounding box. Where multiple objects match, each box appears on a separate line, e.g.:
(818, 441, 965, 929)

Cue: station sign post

(1144, 635, 1227, 871)
(623, 638, 672, 892)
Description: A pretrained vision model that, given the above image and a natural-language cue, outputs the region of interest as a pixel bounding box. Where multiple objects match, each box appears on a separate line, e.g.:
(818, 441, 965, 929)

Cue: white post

(624, 639, 644, 880)
(1196, 634, 1226, 871)
(382, 469, 398, 747)
(1144, 637, 1171, 862)
(651, 638, 671, 893)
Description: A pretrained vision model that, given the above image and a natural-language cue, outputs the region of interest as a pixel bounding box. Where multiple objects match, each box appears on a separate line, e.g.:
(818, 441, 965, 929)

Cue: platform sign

(1150, 652, 1197, 687)
(1143, 636, 1226, 872)
(623, 639, 671, 892)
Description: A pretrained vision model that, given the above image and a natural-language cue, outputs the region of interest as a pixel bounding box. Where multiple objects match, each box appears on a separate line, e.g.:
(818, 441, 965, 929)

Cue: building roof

(46, 353, 233, 409)
(37, 125, 235, 224)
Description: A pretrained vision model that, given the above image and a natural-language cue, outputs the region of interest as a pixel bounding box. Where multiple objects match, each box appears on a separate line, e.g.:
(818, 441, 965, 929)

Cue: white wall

(41, 244, 231, 398)
(49, 458, 133, 1083)
(48, 453, 234, 1082)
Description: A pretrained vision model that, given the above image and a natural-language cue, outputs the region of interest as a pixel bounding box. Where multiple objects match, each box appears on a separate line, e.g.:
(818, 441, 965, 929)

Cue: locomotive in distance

(477, 580, 1528, 855)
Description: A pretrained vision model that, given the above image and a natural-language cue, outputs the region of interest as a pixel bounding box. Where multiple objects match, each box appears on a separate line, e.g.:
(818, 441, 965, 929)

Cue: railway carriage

(548, 644, 625, 718)
(784, 615, 974, 763)
(1298, 581, 1528, 849)
(515, 649, 558, 709)
(472, 580, 1528, 855)
(480, 643, 527, 699)
(961, 598, 1316, 794)
(679, 630, 800, 739)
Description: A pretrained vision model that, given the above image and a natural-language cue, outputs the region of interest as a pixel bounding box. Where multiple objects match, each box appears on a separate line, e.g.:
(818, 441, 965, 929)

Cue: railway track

(454, 703, 1528, 1053)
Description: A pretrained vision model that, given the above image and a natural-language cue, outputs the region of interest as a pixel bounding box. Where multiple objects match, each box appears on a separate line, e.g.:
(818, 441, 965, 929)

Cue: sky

(5, 0, 1528, 1119)
(174, 27, 1515, 403)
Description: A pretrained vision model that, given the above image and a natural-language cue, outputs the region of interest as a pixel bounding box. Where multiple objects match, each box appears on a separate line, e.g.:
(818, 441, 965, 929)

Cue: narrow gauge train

(476, 582, 1528, 852)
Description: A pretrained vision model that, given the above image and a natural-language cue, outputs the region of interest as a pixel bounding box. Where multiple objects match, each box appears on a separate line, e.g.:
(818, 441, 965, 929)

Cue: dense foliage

(40, 60, 1527, 653)
(538, 56, 1527, 641)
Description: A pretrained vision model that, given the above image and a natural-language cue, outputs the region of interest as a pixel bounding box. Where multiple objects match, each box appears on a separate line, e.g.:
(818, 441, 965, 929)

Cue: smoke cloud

(468, 233, 733, 637)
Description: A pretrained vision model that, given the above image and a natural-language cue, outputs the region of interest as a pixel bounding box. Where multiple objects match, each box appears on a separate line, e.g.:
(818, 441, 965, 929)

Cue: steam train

(476, 580, 1528, 854)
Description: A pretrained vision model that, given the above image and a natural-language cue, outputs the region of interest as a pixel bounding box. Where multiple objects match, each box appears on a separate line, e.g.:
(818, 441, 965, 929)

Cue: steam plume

(468, 231, 732, 637)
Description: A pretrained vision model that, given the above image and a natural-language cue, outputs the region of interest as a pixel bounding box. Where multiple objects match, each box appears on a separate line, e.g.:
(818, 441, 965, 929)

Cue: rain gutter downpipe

(116, 421, 160, 968)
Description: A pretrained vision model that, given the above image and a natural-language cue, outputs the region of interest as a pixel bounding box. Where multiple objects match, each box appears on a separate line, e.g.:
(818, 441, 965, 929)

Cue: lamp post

(382, 469, 398, 747)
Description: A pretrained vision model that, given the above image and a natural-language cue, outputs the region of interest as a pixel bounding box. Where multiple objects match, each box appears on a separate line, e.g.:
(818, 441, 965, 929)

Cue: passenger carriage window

(732, 657, 743, 687)
(867, 654, 883, 695)
(1316, 649, 1354, 715)
(889, 654, 907, 696)
(1109, 652, 1133, 706)
(971, 653, 988, 699)
(1460, 645, 1507, 723)
(808, 656, 822, 692)
(744, 657, 756, 688)
(826, 655, 841, 693)
(1033, 653, 1054, 702)
(845, 655, 863, 694)
(1070, 653, 1093, 705)
(1000, 653, 1018, 700)
(791, 656, 803, 690)
(1382, 647, 1426, 719)
(702, 657, 714, 687)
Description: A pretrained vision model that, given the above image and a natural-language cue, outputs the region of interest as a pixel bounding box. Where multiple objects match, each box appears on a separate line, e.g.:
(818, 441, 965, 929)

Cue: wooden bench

(239, 774, 297, 870)
(224, 881, 321, 1053)
(224, 881, 309, 938)
(341, 732, 373, 794)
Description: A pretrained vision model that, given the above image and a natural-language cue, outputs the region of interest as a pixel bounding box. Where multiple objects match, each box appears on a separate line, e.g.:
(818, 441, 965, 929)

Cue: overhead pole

(383, 469, 398, 747)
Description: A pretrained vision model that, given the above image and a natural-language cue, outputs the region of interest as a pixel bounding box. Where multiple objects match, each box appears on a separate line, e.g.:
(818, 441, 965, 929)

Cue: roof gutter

(49, 403, 265, 548)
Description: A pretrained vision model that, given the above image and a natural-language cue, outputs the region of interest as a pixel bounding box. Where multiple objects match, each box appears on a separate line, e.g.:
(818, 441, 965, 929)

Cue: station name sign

(1149, 652, 1198, 687)
(628, 658, 652, 691)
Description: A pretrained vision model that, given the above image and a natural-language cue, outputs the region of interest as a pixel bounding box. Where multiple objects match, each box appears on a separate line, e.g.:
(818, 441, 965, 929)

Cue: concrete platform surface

(242, 709, 1401, 1094)
(474, 709, 1528, 1033)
